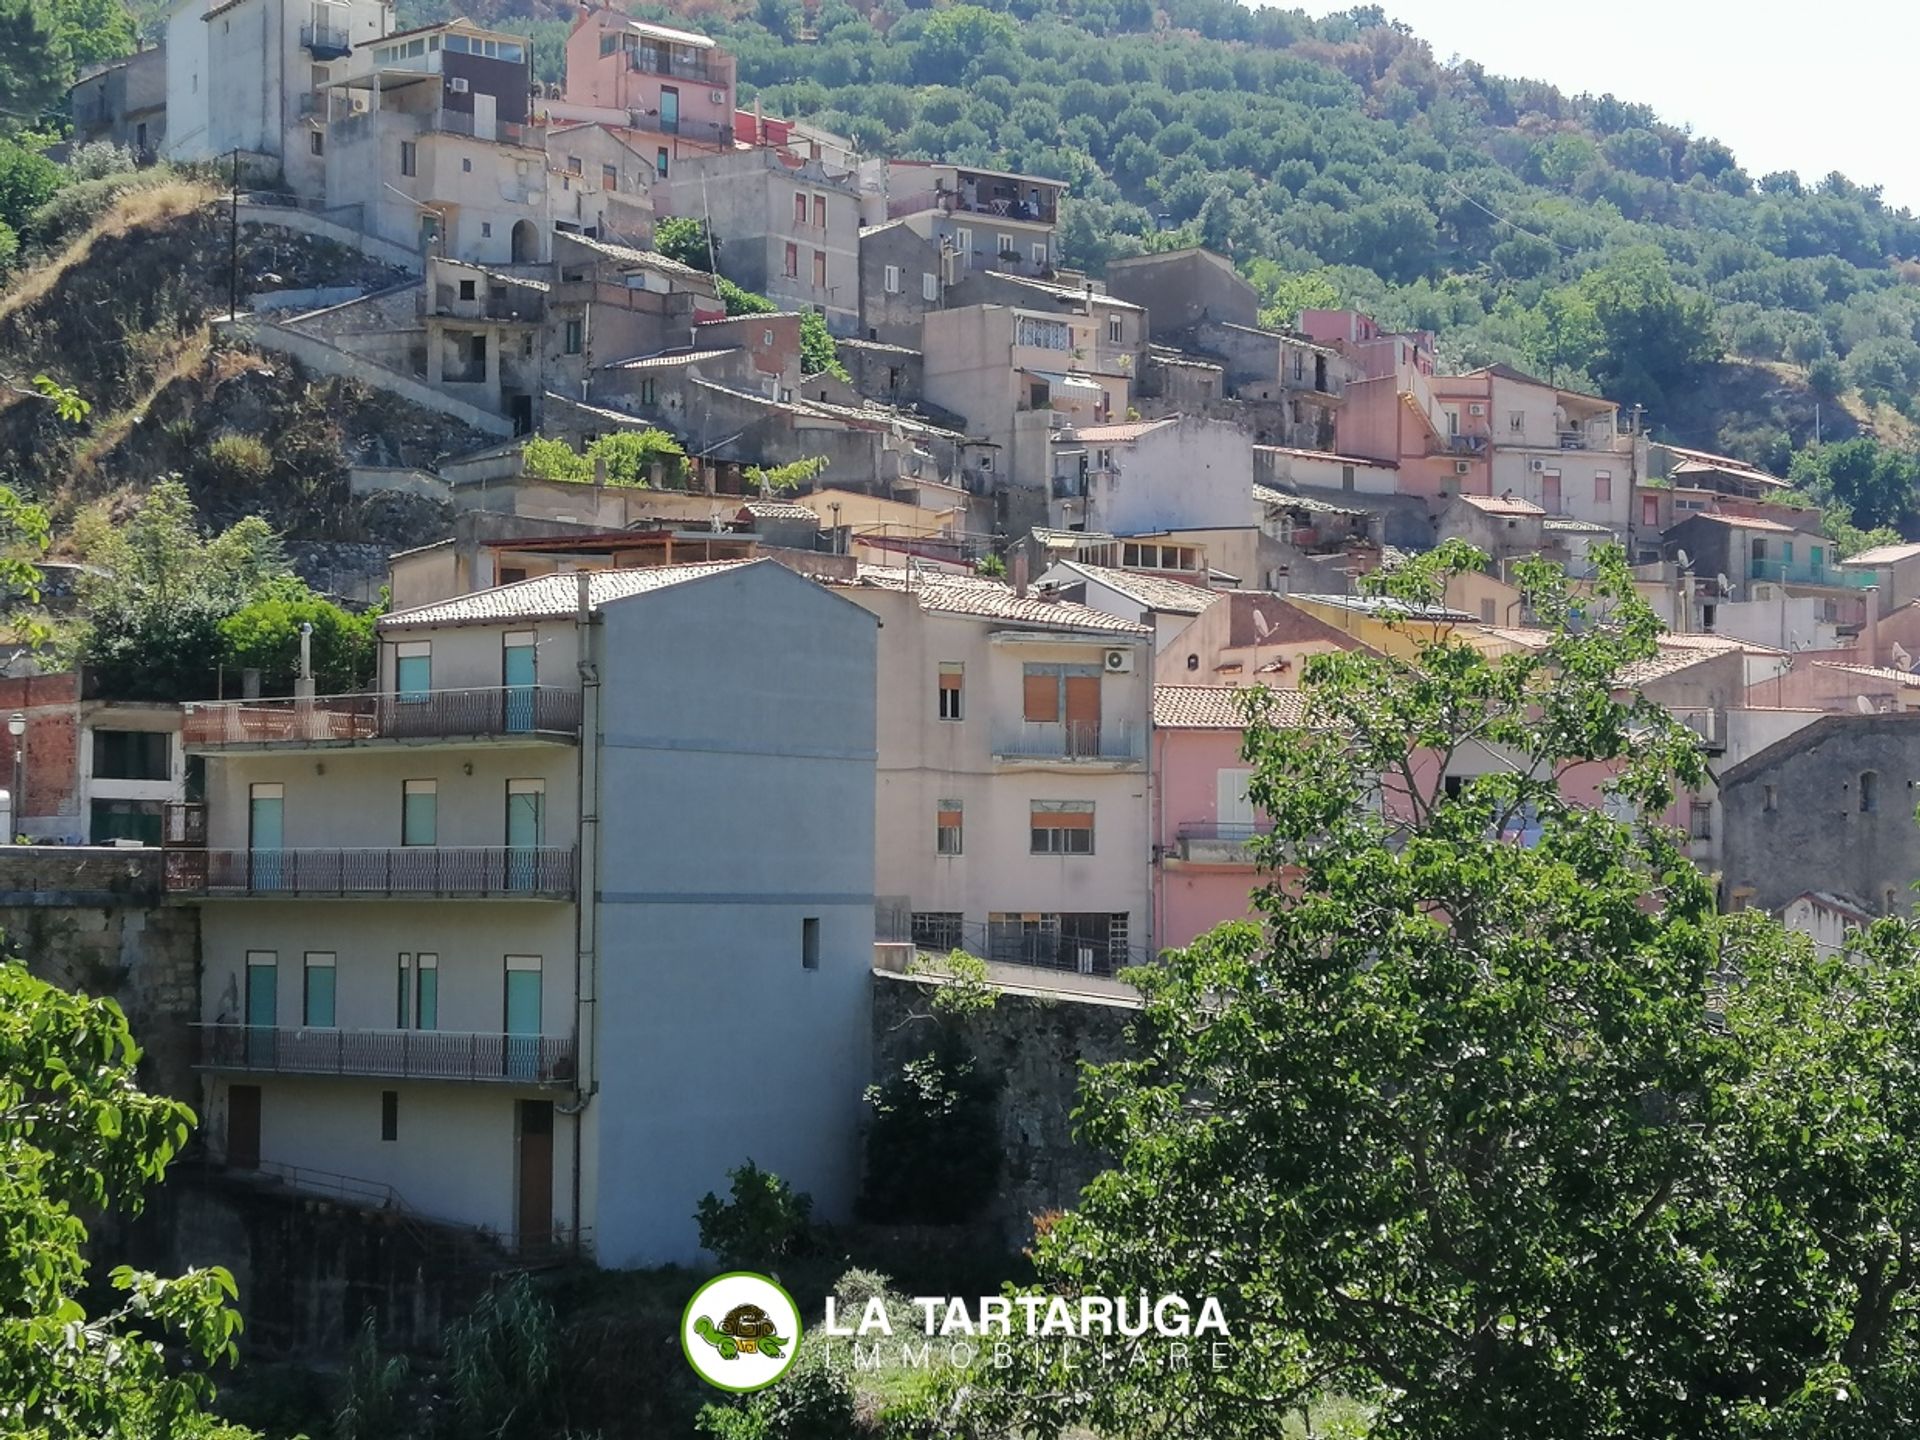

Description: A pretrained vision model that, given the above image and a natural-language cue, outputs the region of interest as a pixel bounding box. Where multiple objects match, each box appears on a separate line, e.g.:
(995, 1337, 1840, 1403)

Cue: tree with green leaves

(0, 0, 66, 128)
(917, 542, 1920, 1440)
(0, 955, 256, 1438)
(1789, 437, 1920, 536)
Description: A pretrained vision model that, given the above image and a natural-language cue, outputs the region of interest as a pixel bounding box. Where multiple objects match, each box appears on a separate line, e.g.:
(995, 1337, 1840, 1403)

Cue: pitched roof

(1252, 483, 1371, 516)
(379, 560, 751, 630)
(847, 567, 1150, 635)
(991, 273, 1145, 311)
(1812, 661, 1920, 685)
(1154, 684, 1308, 729)
(1457, 493, 1545, 517)
(600, 346, 738, 371)
(1049, 560, 1216, 615)
(1839, 541, 1920, 567)
(1783, 890, 1877, 924)
(1614, 648, 1720, 687)
(1252, 443, 1397, 468)
(739, 500, 819, 522)
(1290, 593, 1475, 621)
(553, 232, 714, 285)
(1676, 511, 1800, 534)
(1059, 418, 1175, 444)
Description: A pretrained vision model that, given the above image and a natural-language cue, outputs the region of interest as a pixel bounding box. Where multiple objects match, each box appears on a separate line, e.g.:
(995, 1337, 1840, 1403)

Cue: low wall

(349, 465, 451, 503)
(236, 201, 422, 273)
(870, 971, 1138, 1244)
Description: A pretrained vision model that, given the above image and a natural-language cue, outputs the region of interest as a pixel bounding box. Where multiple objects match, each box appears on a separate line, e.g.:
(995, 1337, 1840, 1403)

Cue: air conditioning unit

(1103, 648, 1133, 674)
(1454, 461, 1470, 475)
(448, 76, 469, 93)
(1530, 459, 1545, 471)
(1468, 403, 1485, 416)
(710, 89, 726, 104)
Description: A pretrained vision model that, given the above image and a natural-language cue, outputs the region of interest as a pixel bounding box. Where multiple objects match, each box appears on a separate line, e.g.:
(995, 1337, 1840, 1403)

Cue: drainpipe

(1864, 584, 1881, 668)
(567, 571, 602, 1245)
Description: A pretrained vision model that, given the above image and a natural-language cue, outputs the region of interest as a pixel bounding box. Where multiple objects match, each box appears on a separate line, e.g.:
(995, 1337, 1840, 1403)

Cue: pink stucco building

(560, 8, 737, 156)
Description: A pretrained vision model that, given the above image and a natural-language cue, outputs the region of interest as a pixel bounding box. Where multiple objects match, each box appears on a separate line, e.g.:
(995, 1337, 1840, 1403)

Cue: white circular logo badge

(681, 1271, 803, 1393)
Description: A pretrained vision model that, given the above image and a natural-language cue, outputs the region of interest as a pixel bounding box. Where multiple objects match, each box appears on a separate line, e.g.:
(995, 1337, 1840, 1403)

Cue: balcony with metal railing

(1748, 558, 1876, 589)
(195, 1023, 576, 1085)
(300, 19, 352, 58)
(181, 686, 581, 751)
(992, 718, 1143, 764)
(626, 46, 713, 81)
(164, 845, 577, 899)
(1173, 820, 1272, 864)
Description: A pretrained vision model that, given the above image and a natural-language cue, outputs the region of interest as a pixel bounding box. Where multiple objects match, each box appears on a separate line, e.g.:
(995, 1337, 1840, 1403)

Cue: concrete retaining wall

(218, 315, 514, 439)
(236, 201, 422, 273)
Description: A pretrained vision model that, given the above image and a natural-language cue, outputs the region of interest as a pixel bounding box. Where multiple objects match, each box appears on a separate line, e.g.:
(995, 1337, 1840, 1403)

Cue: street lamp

(7, 712, 23, 845)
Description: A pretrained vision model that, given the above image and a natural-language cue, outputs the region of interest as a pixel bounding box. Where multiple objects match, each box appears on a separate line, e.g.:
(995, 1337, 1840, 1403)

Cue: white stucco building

(832, 566, 1154, 980)
(173, 559, 877, 1265)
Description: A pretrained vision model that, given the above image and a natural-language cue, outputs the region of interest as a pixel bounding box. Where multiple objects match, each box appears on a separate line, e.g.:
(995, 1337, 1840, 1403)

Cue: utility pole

(228, 148, 240, 320)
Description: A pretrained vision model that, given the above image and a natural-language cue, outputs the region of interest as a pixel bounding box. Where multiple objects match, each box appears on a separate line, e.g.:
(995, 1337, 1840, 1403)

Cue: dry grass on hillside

(0, 179, 218, 325)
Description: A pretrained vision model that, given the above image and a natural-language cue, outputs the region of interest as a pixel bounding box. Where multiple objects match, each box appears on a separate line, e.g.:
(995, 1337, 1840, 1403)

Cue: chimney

(1865, 584, 1881, 668)
(1012, 550, 1029, 599)
(1679, 574, 1695, 635)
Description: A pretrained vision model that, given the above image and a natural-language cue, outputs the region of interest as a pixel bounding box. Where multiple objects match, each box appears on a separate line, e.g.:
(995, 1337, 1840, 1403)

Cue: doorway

(227, 1085, 261, 1169)
(515, 1100, 554, 1247)
(511, 219, 539, 263)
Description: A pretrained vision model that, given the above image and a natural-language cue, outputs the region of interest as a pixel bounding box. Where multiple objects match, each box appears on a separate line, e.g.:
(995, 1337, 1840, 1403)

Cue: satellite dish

(1252, 610, 1273, 641)
(1892, 641, 1913, 671)
(1857, 694, 1878, 714)
(1717, 572, 1732, 591)
(1675, 548, 1692, 571)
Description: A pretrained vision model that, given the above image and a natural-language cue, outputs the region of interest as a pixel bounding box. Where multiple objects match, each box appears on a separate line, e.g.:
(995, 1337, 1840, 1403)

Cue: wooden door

(227, 1085, 261, 1170)
(516, 1101, 554, 1248)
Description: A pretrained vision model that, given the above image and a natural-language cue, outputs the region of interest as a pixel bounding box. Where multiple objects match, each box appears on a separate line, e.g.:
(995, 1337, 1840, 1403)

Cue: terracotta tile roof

(1784, 890, 1877, 923)
(1154, 684, 1308, 729)
(1812, 661, 1920, 685)
(846, 566, 1150, 635)
(1291, 593, 1475, 621)
(1252, 444, 1396, 468)
(601, 346, 739, 371)
(1049, 561, 1216, 614)
(1252, 483, 1371, 516)
(1457, 493, 1545, 517)
(1544, 518, 1615, 533)
(1683, 512, 1800, 533)
(554, 233, 714, 285)
(379, 560, 751, 629)
(1839, 542, 1920, 567)
(1614, 648, 1719, 687)
(1655, 632, 1787, 657)
(738, 500, 819, 522)
(1059, 418, 1176, 444)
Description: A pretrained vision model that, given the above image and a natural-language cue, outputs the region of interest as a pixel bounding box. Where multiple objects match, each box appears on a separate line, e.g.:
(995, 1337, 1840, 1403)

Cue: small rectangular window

(395, 640, 431, 700)
(794, 192, 808, 226)
(309, 129, 324, 156)
(884, 264, 901, 294)
(564, 318, 583, 354)
(1689, 802, 1713, 839)
(938, 663, 963, 720)
(400, 140, 416, 176)
(1595, 470, 1613, 504)
(1764, 784, 1778, 812)
(813, 194, 827, 227)
(1107, 315, 1121, 343)
(416, 954, 438, 1030)
(1861, 771, 1879, 814)
(783, 242, 798, 278)
(812, 250, 827, 288)
(567, 154, 583, 175)
(996, 232, 1013, 255)
(601, 162, 617, 191)
(640, 377, 657, 405)
(381, 1090, 398, 1142)
(402, 779, 437, 846)
(922, 272, 937, 301)
(936, 800, 962, 856)
(656, 148, 669, 177)
(801, 917, 820, 970)
(1031, 801, 1094, 855)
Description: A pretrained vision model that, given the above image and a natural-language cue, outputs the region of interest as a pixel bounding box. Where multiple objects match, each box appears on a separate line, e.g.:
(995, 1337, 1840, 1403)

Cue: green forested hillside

(482, 0, 1920, 473)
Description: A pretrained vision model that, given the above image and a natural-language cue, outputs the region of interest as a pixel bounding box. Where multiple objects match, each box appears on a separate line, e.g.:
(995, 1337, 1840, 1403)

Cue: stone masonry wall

(870, 972, 1139, 1246)
(0, 848, 199, 1100)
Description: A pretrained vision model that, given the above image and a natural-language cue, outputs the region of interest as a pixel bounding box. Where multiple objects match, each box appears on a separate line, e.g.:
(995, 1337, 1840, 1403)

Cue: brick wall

(0, 672, 81, 825)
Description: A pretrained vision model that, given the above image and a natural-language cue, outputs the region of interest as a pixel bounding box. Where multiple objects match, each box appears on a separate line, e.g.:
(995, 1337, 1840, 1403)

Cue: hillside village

(13, 0, 1920, 1428)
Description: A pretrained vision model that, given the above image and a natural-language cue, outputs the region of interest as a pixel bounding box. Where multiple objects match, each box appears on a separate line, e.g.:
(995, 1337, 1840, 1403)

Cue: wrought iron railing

(196, 1023, 575, 1084)
(181, 686, 581, 748)
(993, 719, 1142, 762)
(1174, 821, 1271, 863)
(300, 20, 351, 55)
(165, 846, 576, 898)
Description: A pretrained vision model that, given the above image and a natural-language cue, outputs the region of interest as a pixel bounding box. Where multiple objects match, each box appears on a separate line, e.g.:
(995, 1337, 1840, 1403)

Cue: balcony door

(227, 1085, 261, 1170)
(502, 631, 536, 733)
(504, 955, 541, 1080)
(505, 779, 544, 890)
(245, 951, 277, 1068)
(1542, 469, 1562, 515)
(659, 85, 679, 135)
(516, 1100, 554, 1248)
(1064, 673, 1100, 757)
(1217, 768, 1256, 836)
(249, 783, 284, 891)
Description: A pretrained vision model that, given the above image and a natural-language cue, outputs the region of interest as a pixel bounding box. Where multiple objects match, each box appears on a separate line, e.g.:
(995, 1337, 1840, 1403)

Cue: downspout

(1142, 662, 1155, 961)
(564, 571, 602, 1247)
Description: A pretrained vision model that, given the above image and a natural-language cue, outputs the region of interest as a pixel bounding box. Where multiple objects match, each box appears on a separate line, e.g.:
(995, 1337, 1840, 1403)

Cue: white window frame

(884, 264, 901, 294)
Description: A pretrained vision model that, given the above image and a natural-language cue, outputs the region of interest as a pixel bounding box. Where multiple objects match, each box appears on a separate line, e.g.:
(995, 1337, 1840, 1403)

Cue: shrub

(859, 1029, 1001, 1225)
(25, 170, 165, 249)
(695, 1355, 856, 1440)
(694, 1160, 816, 1270)
(521, 435, 593, 482)
(333, 1313, 412, 1440)
(442, 1275, 563, 1438)
(217, 592, 378, 695)
(589, 427, 685, 487)
(204, 431, 274, 483)
(65, 140, 140, 182)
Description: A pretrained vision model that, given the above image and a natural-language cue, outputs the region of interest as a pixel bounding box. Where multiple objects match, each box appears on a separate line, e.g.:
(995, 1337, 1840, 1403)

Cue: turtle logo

(681, 1272, 802, 1392)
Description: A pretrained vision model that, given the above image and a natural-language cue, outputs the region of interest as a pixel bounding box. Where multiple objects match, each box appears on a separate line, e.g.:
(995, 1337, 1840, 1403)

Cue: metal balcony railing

(1174, 820, 1272, 863)
(164, 846, 576, 898)
(181, 686, 582, 748)
(626, 47, 713, 80)
(1748, 559, 1876, 588)
(993, 719, 1142, 762)
(195, 1023, 576, 1085)
(300, 20, 351, 57)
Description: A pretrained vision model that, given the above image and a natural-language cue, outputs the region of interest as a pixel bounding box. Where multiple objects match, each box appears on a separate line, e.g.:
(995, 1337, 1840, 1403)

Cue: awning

(1028, 370, 1104, 393)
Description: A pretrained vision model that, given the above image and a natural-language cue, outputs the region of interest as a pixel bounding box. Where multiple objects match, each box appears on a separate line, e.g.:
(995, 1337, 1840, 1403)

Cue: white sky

(1314, 1, 1920, 213)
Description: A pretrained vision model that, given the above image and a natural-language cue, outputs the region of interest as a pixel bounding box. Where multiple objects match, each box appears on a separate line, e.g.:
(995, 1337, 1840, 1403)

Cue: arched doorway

(510, 220, 538, 263)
